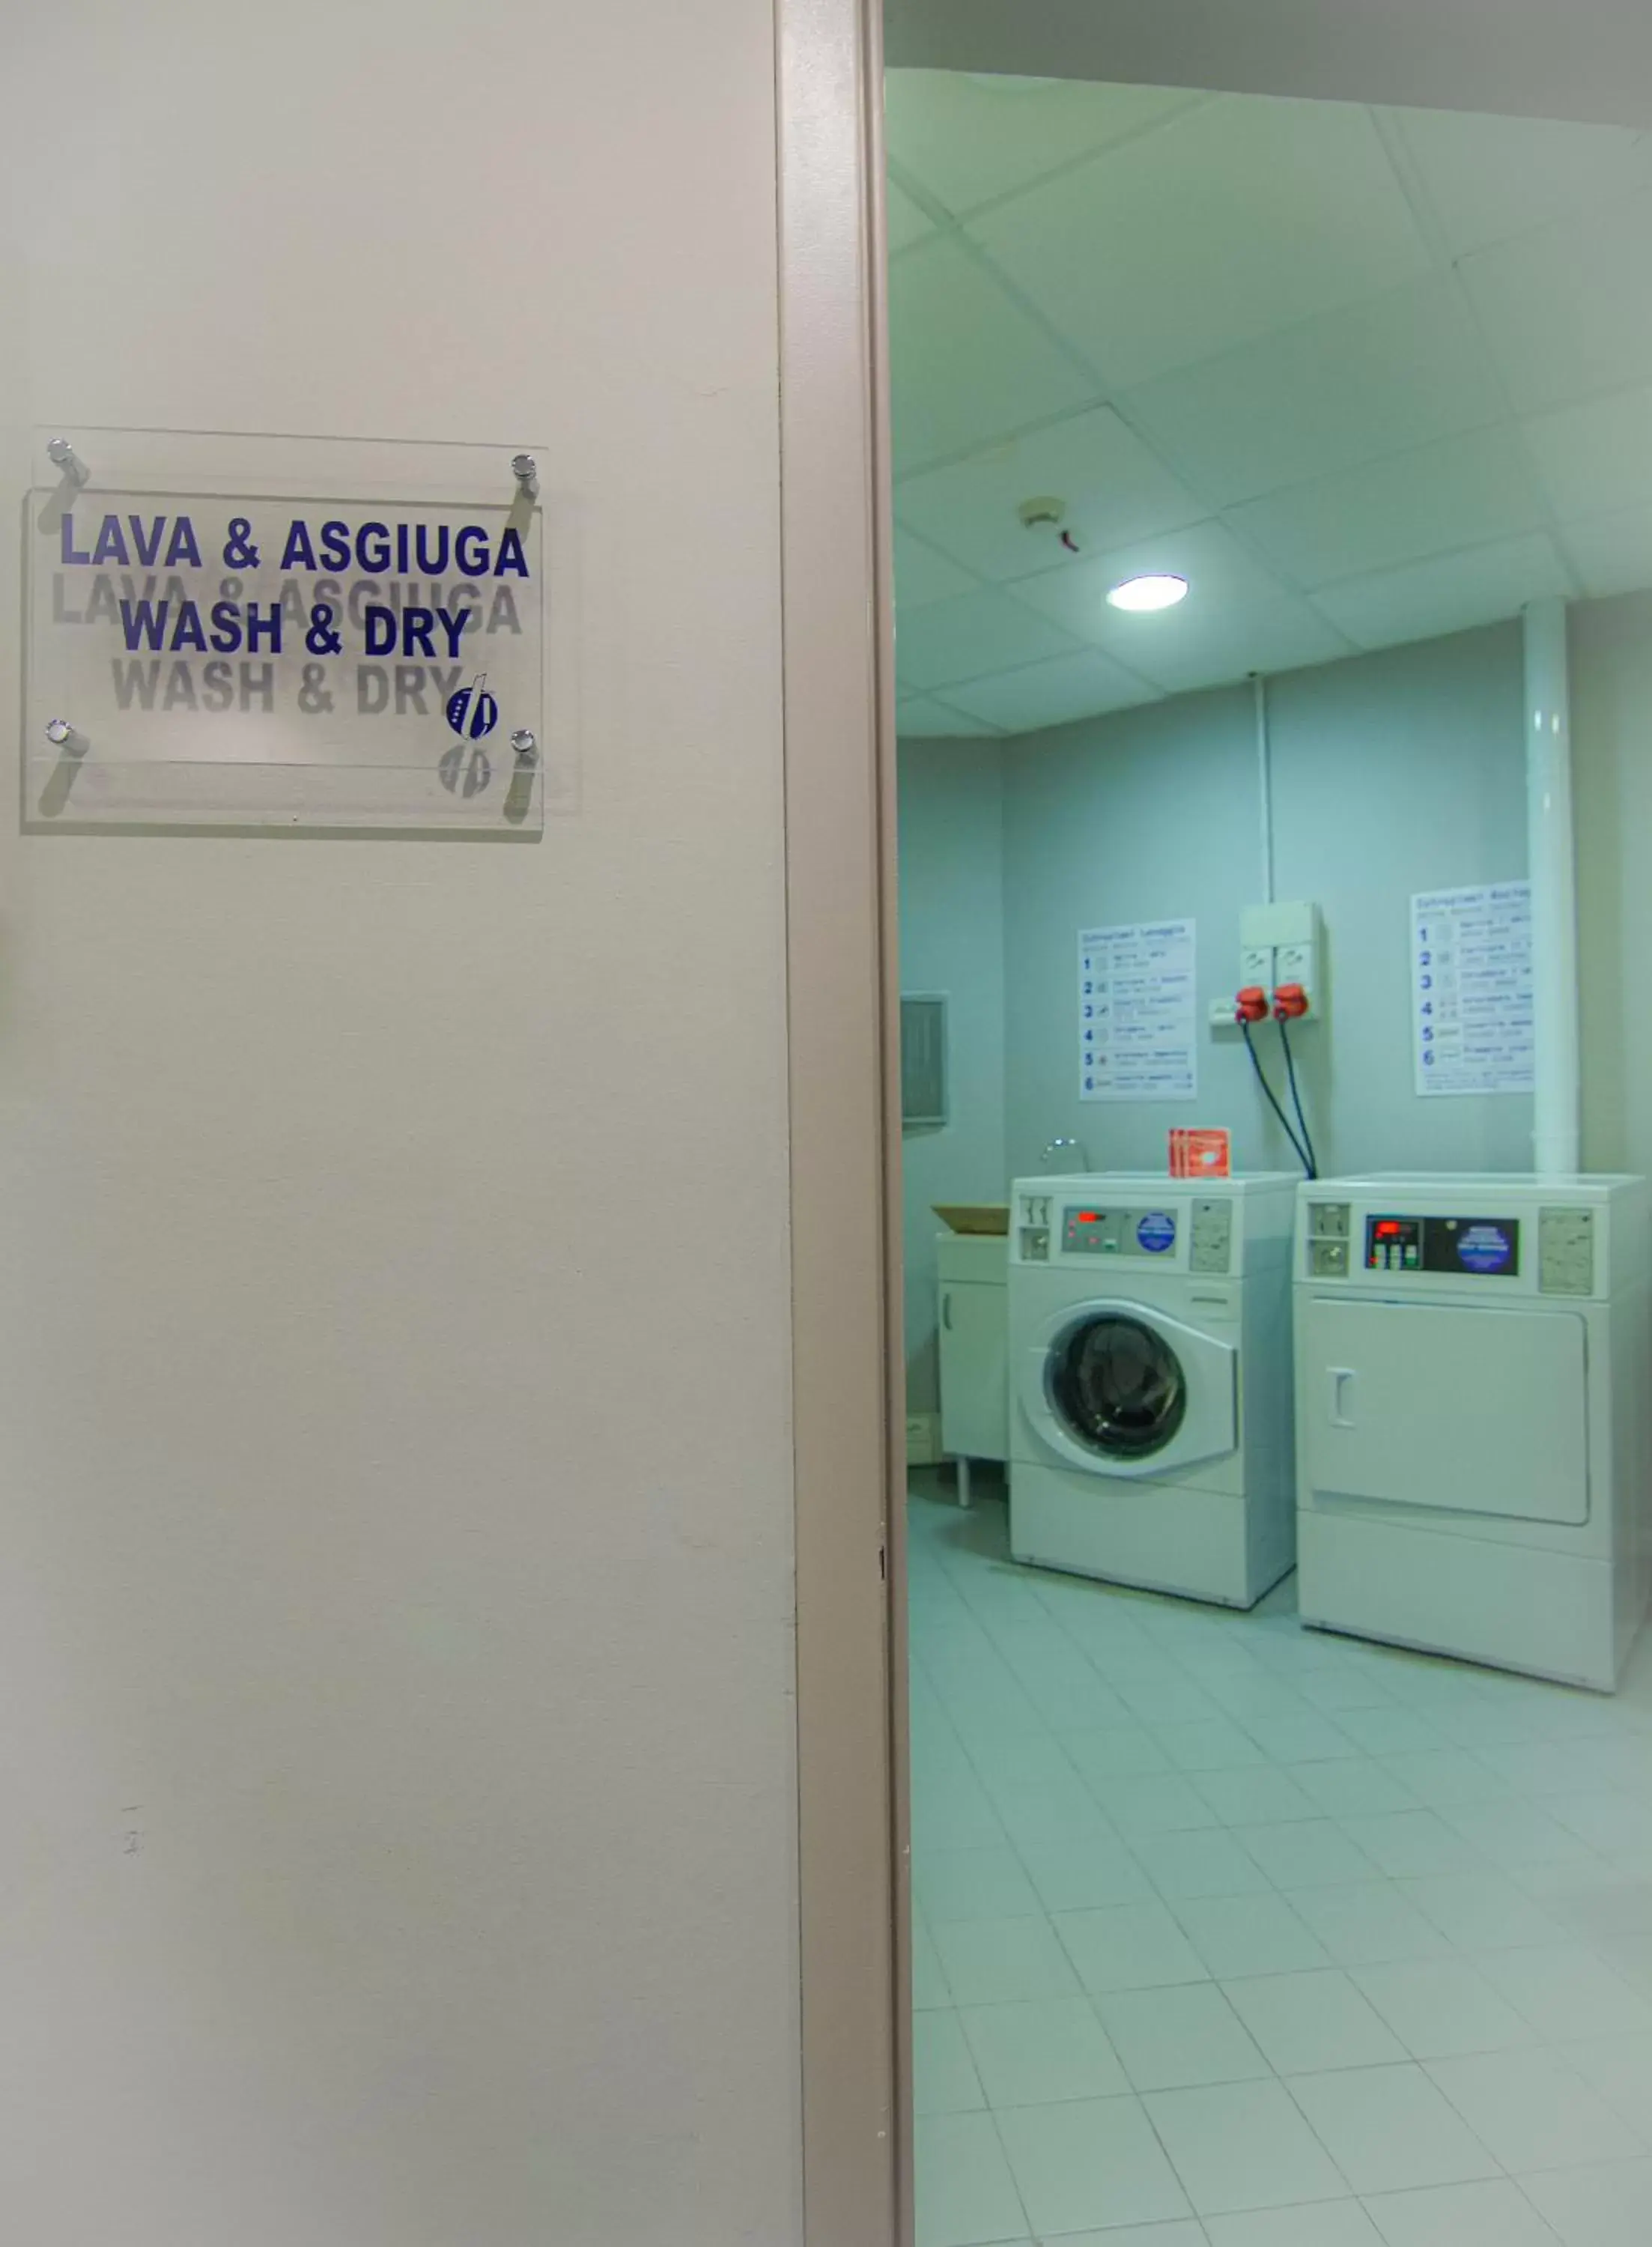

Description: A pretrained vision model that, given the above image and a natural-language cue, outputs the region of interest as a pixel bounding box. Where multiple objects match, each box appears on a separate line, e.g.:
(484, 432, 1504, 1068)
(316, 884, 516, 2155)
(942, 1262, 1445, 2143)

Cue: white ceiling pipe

(1525, 596, 1581, 1177)
(1253, 673, 1275, 907)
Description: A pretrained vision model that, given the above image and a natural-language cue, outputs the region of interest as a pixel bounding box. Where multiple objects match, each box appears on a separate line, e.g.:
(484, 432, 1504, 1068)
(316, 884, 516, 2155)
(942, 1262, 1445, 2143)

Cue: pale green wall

(1000, 625, 1534, 1180)
(1575, 590, 1652, 1178)
(898, 739, 1006, 1413)
(994, 622, 1534, 1184)
(1263, 628, 1533, 1178)
(898, 607, 1652, 1411)
(899, 621, 1548, 1406)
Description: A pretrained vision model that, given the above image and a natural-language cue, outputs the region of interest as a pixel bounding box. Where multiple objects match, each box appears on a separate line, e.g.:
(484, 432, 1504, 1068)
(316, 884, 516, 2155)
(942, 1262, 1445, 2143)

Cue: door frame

(777, 7, 1652, 2246)
(778, 4, 908, 2245)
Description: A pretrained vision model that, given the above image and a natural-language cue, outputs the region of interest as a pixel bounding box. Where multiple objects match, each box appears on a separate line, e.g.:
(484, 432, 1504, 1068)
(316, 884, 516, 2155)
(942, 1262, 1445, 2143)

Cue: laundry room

(893, 67, 1652, 2247)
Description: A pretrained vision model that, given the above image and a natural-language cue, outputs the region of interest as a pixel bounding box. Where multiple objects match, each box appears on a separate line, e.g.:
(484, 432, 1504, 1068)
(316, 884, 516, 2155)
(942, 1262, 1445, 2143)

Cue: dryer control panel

(1304, 1199, 1352, 1278)
(1539, 1206, 1597, 1297)
(1365, 1213, 1520, 1278)
(1304, 1195, 1606, 1297)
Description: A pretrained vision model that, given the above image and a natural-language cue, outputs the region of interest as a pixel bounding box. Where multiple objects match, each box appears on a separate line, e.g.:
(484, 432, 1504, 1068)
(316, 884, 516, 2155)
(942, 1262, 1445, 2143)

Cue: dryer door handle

(941, 1292, 953, 1332)
(1329, 1367, 1356, 1428)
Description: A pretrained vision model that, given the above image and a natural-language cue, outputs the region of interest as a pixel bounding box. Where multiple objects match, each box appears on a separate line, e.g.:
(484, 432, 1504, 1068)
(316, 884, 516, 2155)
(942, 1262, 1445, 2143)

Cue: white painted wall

(898, 740, 1005, 1412)
(0, 5, 802, 2243)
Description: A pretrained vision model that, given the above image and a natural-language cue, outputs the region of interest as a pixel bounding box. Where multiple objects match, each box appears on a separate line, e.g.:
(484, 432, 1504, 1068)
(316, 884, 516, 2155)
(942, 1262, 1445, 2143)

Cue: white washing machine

(1009, 1174, 1299, 1608)
(1296, 1174, 1652, 1691)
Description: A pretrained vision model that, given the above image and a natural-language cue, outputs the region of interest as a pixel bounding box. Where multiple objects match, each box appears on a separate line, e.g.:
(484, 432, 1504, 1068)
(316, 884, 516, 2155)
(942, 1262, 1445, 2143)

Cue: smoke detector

(1018, 496, 1066, 531)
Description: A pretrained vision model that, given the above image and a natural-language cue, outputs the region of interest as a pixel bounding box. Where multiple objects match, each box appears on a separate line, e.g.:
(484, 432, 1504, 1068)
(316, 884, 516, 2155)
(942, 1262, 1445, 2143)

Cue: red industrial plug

(1235, 986, 1269, 1023)
(1273, 983, 1309, 1019)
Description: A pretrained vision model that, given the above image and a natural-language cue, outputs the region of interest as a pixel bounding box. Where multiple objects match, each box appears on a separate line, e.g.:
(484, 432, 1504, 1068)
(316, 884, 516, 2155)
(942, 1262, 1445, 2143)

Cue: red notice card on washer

(1169, 1128, 1231, 1179)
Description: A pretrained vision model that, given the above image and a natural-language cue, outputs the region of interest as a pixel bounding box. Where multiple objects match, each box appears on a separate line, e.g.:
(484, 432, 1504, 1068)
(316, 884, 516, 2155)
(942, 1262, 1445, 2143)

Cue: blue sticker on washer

(1138, 1211, 1176, 1253)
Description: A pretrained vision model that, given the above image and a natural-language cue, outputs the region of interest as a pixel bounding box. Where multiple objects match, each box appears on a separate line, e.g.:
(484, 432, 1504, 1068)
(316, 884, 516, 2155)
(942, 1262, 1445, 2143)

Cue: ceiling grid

(887, 72, 1652, 736)
(1367, 101, 1589, 605)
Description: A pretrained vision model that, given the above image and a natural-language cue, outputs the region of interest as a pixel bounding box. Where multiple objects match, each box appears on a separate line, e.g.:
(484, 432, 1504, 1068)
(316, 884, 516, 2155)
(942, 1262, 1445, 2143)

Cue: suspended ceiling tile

(1010, 519, 1352, 693)
(968, 96, 1431, 392)
(884, 70, 1200, 219)
(1460, 183, 1652, 414)
(1524, 383, 1652, 524)
(894, 404, 1206, 583)
(1384, 105, 1652, 261)
(1118, 275, 1503, 511)
(1229, 424, 1548, 589)
(1557, 505, 1652, 599)
(895, 586, 1084, 691)
(887, 178, 936, 253)
(896, 694, 1003, 739)
(1313, 532, 1572, 649)
(895, 527, 982, 610)
(943, 649, 1160, 735)
(889, 237, 1096, 473)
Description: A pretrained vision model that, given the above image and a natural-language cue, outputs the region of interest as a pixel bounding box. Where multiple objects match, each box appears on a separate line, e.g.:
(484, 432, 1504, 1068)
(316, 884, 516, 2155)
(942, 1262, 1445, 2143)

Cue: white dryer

(1296, 1174, 1652, 1690)
(1009, 1174, 1299, 1608)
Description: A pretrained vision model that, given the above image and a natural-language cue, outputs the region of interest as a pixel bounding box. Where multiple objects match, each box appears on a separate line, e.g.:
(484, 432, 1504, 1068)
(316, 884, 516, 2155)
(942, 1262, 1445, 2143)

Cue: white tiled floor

(907, 1485, 1652, 2246)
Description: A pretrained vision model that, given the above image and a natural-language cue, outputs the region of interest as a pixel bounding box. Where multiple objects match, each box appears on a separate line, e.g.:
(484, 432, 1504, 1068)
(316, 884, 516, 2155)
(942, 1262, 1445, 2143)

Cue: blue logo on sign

(1138, 1212, 1176, 1254)
(1457, 1223, 1513, 1275)
(446, 673, 499, 741)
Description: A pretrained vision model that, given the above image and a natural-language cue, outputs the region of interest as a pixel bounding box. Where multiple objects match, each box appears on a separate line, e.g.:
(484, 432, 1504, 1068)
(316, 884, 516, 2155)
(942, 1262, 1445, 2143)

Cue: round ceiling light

(1107, 573, 1189, 613)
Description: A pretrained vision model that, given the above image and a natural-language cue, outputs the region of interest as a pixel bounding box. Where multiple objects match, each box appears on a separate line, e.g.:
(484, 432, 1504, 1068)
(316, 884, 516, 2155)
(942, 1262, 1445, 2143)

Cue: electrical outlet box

(1277, 933, 1317, 989)
(1241, 900, 1320, 953)
(1239, 900, 1322, 1020)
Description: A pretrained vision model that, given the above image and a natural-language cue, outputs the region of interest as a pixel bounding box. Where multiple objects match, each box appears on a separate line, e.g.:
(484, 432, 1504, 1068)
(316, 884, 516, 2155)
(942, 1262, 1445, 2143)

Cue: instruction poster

(1078, 920, 1197, 1102)
(1412, 882, 1534, 1097)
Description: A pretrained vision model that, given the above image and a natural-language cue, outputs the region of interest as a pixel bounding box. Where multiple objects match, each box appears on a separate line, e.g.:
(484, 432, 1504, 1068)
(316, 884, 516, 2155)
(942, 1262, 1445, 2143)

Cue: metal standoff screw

(45, 718, 85, 753)
(510, 727, 538, 764)
(510, 452, 539, 497)
(45, 437, 89, 487)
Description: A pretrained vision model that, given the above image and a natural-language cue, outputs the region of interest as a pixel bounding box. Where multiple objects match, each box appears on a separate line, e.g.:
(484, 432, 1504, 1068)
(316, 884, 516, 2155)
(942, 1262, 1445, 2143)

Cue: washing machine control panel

(1190, 1199, 1233, 1274)
(1018, 1192, 1054, 1262)
(1062, 1204, 1179, 1258)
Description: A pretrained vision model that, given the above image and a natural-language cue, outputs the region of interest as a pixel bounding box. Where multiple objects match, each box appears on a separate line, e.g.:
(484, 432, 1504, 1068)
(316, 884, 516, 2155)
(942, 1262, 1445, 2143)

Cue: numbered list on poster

(1412, 882, 1534, 1097)
(1078, 921, 1198, 1103)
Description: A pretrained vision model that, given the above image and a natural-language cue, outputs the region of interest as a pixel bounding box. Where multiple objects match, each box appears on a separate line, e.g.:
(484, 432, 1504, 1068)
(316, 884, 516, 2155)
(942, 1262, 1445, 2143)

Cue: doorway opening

(887, 62, 1652, 2247)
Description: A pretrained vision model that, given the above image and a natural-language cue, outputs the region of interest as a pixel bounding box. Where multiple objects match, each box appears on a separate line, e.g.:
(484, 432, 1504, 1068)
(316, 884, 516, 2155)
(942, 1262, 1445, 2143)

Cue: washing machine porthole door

(1048, 1312, 1188, 1461)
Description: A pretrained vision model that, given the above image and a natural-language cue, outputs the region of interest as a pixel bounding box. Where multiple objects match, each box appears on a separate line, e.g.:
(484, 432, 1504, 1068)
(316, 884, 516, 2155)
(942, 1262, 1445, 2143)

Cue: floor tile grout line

(975, 2092, 1037, 2247)
(1278, 2052, 1515, 2195)
(1501, 2175, 1574, 2247)
(910, 1491, 1652, 2230)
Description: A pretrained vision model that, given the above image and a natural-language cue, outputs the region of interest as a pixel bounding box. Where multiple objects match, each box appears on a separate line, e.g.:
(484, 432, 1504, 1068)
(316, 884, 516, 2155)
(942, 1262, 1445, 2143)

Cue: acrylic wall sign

(25, 427, 549, 838)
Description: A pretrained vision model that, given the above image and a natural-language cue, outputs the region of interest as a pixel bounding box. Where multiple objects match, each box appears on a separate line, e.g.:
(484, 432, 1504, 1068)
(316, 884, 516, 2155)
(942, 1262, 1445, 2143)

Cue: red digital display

(1077, 1211, 1102, 1222)
(1375, 1220, 1404, 1236)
